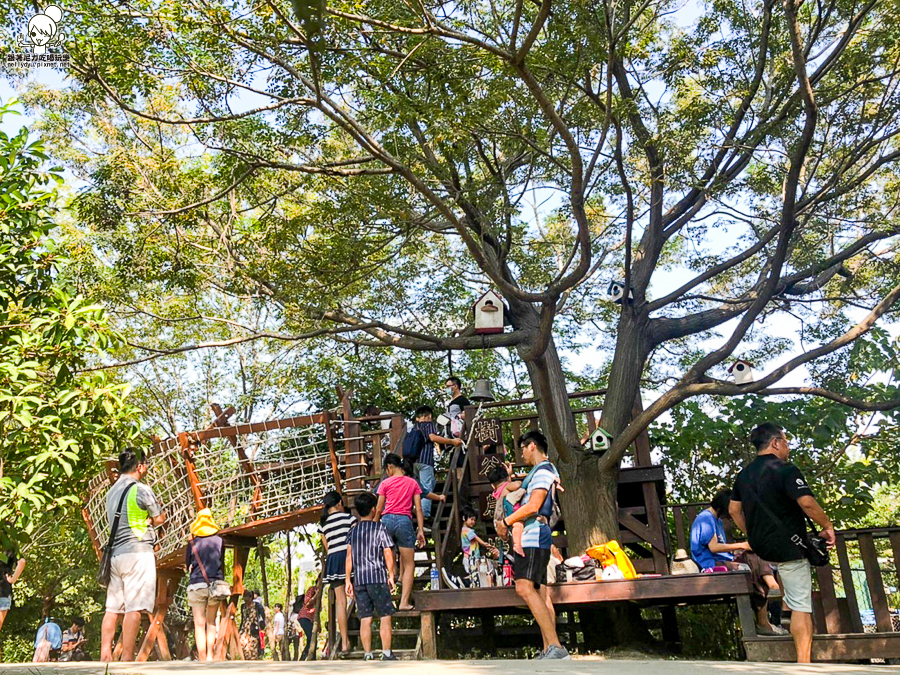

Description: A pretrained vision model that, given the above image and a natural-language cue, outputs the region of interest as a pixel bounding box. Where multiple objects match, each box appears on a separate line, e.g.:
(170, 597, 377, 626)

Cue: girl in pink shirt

(376, 454, 444, 609)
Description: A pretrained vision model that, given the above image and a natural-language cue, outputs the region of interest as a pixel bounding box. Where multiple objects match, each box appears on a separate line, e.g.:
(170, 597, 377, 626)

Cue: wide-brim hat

(673, 548, 690, 561)
(191, 508, 220, 537)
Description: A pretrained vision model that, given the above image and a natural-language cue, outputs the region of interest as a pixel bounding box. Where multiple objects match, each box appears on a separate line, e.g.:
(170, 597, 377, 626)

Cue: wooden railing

(665, 503, 900, 636)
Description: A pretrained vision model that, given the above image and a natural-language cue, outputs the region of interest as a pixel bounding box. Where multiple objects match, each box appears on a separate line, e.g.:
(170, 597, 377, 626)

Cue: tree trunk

(514, 330, 620, 551)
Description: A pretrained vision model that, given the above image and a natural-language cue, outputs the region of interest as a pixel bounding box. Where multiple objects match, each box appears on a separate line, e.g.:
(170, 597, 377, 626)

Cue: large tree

(6, 0, 900, 552)
(0, 103, 139, 555)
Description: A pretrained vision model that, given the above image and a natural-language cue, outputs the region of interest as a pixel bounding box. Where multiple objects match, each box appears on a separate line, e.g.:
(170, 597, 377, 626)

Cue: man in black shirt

(730, 422, 835, 663)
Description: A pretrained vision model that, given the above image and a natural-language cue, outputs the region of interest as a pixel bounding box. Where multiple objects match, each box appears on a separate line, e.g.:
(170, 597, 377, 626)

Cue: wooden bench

(413, 572, 755, 658)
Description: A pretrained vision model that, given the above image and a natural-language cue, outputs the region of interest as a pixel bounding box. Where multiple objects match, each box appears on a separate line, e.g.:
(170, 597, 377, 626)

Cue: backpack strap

(106, 480, 137, 552)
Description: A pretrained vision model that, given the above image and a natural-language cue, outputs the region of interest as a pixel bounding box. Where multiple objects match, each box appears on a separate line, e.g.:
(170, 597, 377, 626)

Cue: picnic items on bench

(555, 556, 600, 582)
(585, 540, 638, 580)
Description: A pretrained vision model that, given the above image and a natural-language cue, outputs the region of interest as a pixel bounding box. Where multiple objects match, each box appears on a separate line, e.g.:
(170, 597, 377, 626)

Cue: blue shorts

(381, 513, 416, 549)
(355, 583, 394, 619)
(0, 596, 10, 612)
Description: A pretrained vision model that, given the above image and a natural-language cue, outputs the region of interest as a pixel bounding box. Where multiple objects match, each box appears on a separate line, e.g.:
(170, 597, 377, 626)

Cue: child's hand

(388, 576, 396, 593)
(513, 544, 525, 557)
(416, 530, 426, 548)
(453, 438, 463, 446)
(345, 582, 354, 599)
(438, 494, 447, 502)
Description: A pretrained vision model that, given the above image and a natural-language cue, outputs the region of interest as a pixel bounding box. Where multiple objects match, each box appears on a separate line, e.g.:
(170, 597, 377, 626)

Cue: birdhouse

(473, 290, 504, 335)
(606, 281, 634, 305)
(587, 427, 613, 454)
(729, 359, 754, 385)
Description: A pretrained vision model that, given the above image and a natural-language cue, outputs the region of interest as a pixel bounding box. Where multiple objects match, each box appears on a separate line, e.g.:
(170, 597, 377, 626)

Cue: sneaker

(534, 648, 547, 660)
(380, 652, 398, 661)
(364, 653, 375, 661)
(543, 645, 571, 660)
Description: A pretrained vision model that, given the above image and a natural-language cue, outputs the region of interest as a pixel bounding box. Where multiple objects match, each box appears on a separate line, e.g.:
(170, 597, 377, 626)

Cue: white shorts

(106, 550, 157, 614)
(779, 558, 812, 614)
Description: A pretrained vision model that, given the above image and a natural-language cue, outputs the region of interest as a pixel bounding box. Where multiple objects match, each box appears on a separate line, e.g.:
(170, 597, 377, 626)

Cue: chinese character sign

(472, 417, 501, 446)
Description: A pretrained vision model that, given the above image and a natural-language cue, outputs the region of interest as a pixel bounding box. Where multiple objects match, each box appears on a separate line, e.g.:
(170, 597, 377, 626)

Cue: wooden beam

(744, 632, 900, 662)
(420, 611, 438, 659)
(414, 573, 752, 611)
(858, 532, 892, 632)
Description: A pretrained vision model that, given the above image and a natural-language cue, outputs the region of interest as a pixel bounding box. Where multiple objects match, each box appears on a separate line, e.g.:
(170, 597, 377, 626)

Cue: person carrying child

(488, 464, 527, 556)
(345, 492, 397, 661)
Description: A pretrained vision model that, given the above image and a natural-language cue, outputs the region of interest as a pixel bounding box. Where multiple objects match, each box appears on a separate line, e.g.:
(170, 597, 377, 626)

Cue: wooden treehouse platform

(82, 389, 900, 663)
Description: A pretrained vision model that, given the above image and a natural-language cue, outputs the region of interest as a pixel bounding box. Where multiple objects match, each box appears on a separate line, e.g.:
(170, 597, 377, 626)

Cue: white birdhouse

(606, 281, 634, 305)
(729, 359, 754, 385)
(587, 427, 613, 454)
(473, 290, 504, 335)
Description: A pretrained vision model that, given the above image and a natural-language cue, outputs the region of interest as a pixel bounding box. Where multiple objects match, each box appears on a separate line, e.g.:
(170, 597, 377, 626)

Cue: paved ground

(0, 660, 894, 675)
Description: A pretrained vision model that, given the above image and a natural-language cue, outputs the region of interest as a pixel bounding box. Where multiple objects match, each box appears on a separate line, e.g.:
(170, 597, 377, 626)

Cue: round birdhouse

(728, 359, 755, 385)
(606, 281, 633, 305)
(474, 290, 504, 334)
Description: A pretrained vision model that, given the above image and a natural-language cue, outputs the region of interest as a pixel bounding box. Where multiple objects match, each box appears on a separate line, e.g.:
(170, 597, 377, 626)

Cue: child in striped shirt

(346, 492, 396, 661)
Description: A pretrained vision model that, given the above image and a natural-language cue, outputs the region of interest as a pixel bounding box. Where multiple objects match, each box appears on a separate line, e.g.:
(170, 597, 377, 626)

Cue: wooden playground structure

(82, 389, 900, 663)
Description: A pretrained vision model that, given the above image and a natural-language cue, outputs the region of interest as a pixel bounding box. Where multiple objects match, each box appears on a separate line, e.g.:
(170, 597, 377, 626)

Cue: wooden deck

(415, 572, 753, 611)
(413, 572, 756, 659)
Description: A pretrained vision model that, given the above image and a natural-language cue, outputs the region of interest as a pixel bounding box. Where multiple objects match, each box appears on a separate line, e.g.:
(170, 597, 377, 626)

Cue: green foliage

(1, 512, 104, 662)
(0, 101, 140, 554)
(653, 330, 900, 524)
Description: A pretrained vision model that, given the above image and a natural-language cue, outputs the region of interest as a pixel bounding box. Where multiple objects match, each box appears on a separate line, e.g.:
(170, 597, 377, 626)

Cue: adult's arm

(8, 558, 25, 584)
(728, 500, 748, 535)
(504, 487, 546, 525)
(428, 433, 462, 446)
(797, 495, 836, 545)
(707, 533, 751, 553)
(375, 494, 386, 520)
(344, 545, 354, 598)
(413, 493, 425, 547)
(383, 547, 396, 591)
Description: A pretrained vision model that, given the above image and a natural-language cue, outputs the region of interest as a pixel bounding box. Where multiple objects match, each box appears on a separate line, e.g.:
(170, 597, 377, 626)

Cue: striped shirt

(319, 512, 356, 555)
(347, 520, 393, 586)
(521, 461, 559, 549)
(416, 421, 437, 467)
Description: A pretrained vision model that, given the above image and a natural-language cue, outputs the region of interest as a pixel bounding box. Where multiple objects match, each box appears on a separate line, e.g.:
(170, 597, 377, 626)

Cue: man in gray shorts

(729, 423, 835, 663)
(100, 447, 166, 662)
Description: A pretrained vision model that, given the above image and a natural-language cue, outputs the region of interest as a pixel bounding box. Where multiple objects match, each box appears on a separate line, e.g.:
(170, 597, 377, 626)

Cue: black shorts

(354, 583, 394, 619)
(514, 548, 550, 589)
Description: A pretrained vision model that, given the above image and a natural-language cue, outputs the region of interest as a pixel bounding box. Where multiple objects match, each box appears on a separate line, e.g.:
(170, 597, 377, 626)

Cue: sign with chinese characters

(471, 417, 502, 447)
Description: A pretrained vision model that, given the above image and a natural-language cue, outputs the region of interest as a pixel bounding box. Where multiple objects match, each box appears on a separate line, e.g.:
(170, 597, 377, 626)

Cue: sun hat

(670, 548, 700, 575)
(190, 508, 220, 537)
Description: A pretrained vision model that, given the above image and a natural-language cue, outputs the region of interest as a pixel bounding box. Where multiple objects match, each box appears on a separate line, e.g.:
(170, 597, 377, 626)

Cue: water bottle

(503, 560, 513, 586)
(430, 563, 440, 590)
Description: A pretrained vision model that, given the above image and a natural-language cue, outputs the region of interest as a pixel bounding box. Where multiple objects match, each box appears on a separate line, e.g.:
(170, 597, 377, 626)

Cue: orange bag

(585, 540, 638, 579)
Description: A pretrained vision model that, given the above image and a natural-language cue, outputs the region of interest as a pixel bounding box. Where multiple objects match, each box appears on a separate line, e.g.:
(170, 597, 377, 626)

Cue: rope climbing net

(83, 417, 338, 563)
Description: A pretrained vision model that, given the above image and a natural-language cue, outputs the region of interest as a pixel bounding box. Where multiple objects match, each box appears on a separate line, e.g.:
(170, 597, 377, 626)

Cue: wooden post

(214, 545, 251, 661)
(342, 392, 365, 493)
(258, 540, 270, 607)
(325, 410, 344, 494)
(420, 611, 438, 659)
(285, 531, 293, 609)
(858, 532, 892, 632)
(178, 431, 205, 510)
(135, 569, 181, 661)
(735, 594, 758, 640)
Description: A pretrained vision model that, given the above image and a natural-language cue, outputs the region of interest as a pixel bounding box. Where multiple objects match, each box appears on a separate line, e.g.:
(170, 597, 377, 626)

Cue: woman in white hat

(186, 508, 226, 661)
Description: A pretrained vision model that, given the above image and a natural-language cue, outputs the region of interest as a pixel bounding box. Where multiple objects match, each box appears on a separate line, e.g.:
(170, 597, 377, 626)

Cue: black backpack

(401, 425, 426, 462)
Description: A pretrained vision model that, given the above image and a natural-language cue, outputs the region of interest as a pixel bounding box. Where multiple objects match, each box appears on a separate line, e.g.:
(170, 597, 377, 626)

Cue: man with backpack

(404, 406, 462, 520)
(497, 430, 569, 660)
